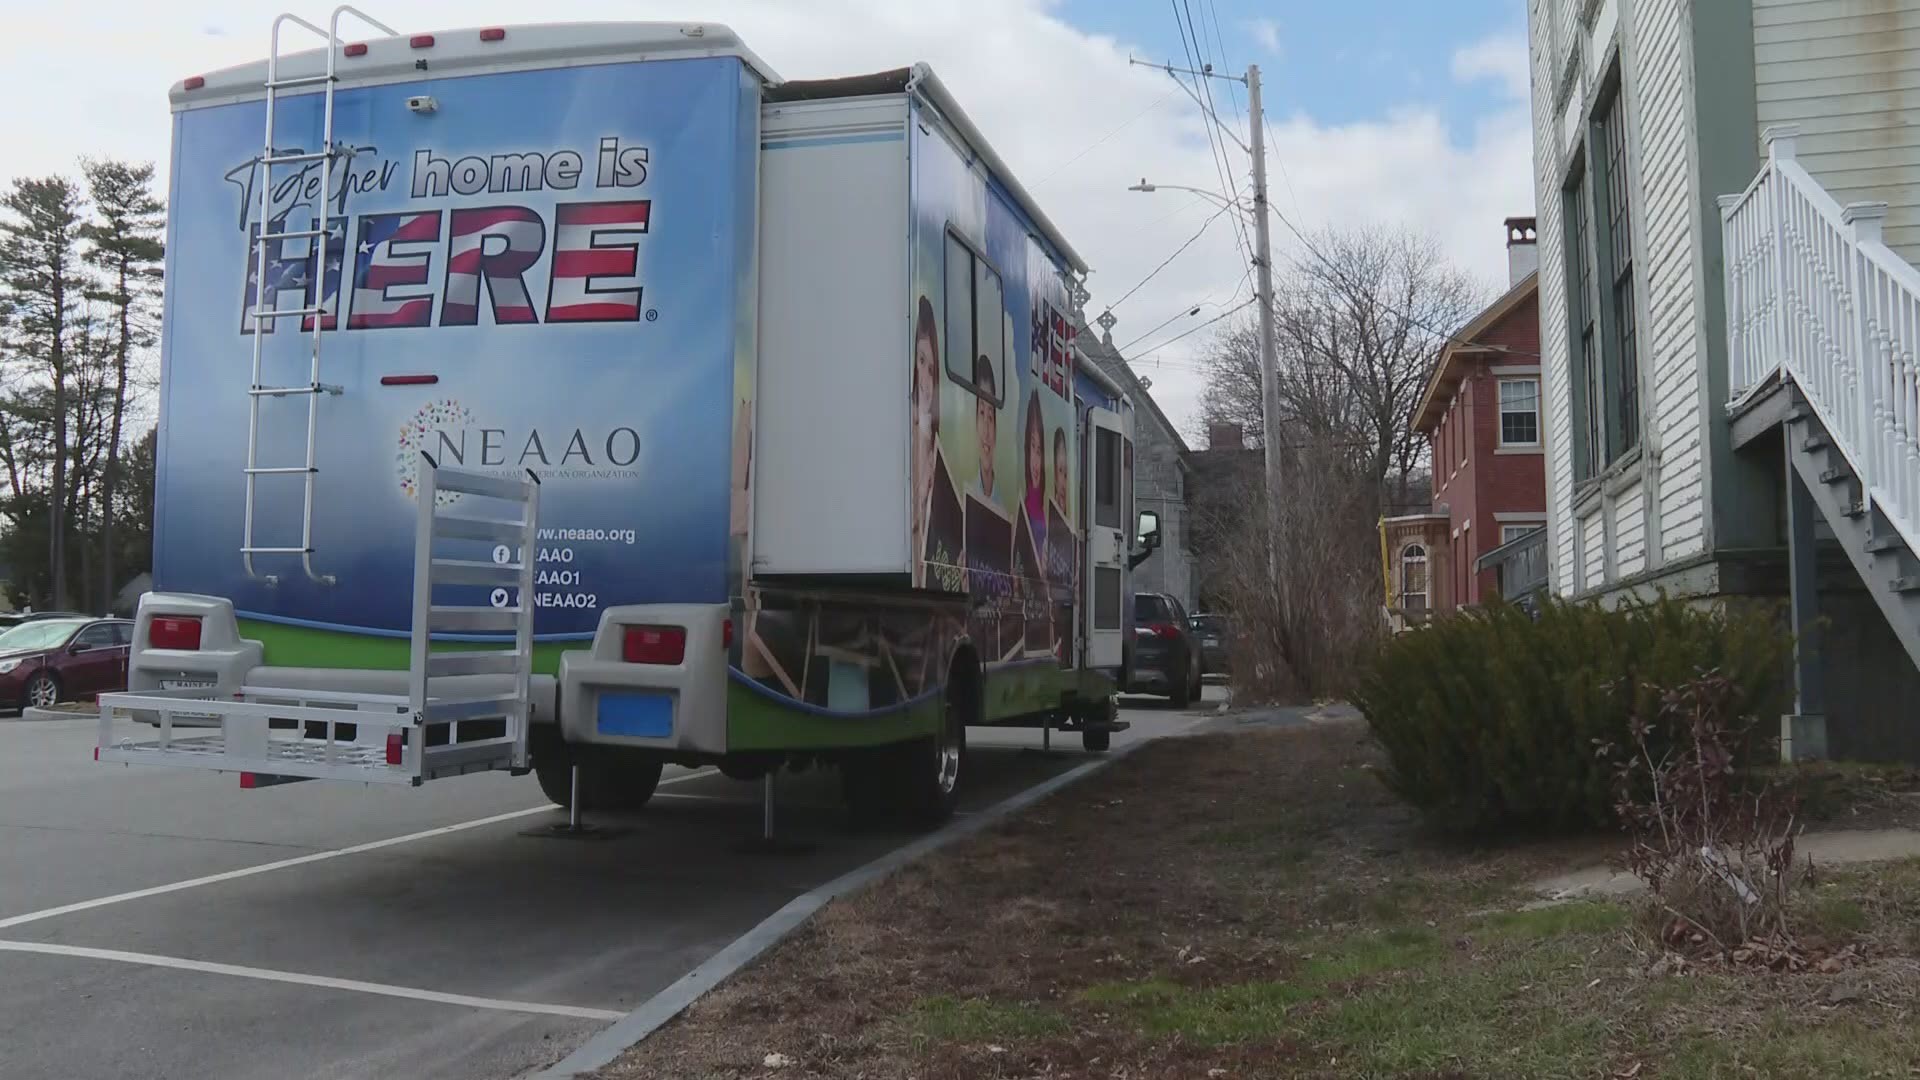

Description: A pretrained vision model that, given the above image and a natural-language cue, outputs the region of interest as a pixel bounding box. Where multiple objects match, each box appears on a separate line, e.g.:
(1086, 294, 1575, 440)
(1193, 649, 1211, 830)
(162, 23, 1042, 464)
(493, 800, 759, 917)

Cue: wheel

(1168, 653, 1193, 709)
(901, 686, 967, 822)
(24, 672, 59, 709)
(533, 748, 663, 811)
(846, 653, 975, 825)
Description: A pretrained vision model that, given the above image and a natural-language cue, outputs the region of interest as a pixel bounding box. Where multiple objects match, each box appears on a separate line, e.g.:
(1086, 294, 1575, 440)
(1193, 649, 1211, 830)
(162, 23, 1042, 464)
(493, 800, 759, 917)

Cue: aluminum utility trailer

(96, 455, 541, 786)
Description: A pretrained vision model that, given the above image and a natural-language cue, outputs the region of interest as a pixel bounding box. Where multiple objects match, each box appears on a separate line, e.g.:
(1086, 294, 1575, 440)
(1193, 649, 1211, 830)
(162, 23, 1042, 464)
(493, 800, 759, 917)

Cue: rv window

(943, 229, 1005, 405)
(1094, 567, 1122, 629)
(1094, 427, 1120, 529)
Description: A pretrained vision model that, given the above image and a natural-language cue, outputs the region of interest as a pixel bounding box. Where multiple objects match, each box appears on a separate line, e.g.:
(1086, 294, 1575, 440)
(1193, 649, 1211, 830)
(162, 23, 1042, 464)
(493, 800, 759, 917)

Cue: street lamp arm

(1127, 180, 1249, 218)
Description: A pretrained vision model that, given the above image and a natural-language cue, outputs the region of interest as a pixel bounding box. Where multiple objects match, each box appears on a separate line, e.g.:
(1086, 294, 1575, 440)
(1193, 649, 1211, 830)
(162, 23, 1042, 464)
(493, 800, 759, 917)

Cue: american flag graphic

(240, 212, 346, 334)
(442, 206, 545, 326)
(546, 201, 651, 323)
(346, 211, 443, 330)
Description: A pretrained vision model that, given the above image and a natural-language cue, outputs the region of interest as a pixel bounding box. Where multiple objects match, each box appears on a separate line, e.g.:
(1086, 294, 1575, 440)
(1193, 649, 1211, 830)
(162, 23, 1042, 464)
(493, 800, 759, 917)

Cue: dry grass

(596, 722, 1920, 1079)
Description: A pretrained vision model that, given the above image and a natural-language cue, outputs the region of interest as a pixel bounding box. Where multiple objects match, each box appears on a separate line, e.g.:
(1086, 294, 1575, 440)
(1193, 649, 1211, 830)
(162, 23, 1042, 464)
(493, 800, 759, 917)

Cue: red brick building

(1385, 219, 1545, 626)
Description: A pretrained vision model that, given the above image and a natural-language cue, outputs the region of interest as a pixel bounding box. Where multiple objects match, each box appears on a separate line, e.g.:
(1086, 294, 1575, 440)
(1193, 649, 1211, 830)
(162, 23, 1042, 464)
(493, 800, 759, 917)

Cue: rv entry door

(1083, 407, 1128, 669)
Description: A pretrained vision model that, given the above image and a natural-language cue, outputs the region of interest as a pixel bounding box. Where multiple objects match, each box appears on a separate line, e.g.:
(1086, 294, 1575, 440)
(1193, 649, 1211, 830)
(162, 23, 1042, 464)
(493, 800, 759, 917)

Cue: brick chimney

(1505, 216, 1538, 286)
(1207, 422, 1244, 450)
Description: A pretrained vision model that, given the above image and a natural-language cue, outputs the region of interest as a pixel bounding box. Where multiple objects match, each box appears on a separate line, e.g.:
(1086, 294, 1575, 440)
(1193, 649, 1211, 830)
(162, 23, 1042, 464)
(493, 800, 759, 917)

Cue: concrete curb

(527, 741, 1148, 1079)
(10, 706, 97, 723)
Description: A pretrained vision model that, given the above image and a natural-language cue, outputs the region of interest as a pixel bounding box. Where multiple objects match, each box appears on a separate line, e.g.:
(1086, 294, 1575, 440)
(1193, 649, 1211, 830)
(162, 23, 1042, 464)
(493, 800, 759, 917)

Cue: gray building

(1079, 317, 1196, 609)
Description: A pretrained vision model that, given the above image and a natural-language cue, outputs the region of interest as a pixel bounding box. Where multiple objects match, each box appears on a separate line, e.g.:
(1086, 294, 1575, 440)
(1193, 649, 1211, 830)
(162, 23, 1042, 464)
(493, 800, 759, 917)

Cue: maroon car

(0, 617, 132, 709)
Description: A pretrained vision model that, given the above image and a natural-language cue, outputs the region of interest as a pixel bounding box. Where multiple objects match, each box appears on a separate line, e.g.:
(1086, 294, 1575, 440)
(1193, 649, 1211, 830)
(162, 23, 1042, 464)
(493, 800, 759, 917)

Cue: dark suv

(1190, 612, 1231, 677)
(1126, 592, 1202, 707)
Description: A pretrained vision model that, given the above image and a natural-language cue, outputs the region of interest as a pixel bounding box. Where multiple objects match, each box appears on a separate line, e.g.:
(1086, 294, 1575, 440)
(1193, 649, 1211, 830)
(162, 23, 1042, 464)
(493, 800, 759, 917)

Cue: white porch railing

(1720, 124, 1920, 556)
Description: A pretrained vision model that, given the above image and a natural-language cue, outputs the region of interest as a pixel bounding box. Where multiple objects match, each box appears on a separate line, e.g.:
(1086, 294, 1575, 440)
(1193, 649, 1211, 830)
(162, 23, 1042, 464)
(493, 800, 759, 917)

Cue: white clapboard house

(1527, 0, 1920, 760)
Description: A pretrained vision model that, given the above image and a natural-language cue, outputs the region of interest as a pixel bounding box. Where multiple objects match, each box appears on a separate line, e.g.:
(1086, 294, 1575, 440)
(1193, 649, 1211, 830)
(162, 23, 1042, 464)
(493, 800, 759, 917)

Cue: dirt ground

(597, 721, 1920, 1079)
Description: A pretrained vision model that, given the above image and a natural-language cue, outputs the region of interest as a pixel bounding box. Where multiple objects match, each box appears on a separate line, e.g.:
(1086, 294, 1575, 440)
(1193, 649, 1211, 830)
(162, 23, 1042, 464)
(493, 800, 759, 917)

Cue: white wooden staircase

(1721, 125, 1920, 688)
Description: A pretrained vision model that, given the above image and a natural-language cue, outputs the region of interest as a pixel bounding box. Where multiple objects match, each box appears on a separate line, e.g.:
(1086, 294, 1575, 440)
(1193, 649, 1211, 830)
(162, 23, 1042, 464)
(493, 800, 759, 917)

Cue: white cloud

(1450, 30, 1530, 103)
(1245, 17, 1281, 57)
(0, 1, 1534, 439)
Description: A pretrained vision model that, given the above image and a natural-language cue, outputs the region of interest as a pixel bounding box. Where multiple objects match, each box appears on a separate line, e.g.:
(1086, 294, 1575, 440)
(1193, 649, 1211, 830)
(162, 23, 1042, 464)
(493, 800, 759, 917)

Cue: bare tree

(1194, 224, 1483, 697)
(1201, 225, 1483, 506)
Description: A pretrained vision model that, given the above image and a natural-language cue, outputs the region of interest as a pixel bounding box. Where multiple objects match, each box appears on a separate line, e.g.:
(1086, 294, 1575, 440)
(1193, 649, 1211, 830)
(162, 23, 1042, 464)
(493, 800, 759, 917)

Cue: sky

(1, 0, 1534, 444)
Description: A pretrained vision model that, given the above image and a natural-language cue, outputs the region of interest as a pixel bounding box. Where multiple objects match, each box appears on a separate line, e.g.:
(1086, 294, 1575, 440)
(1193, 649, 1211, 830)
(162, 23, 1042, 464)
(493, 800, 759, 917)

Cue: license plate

(161, 678, 215, 691)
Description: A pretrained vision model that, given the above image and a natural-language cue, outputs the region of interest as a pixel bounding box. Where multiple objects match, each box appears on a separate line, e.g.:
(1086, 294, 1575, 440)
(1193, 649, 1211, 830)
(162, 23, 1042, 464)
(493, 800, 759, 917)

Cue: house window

(1501, 523, 1545, 544)
(1566, 169, 1602, 479)
(1399, 544, 1429, 613)
(1498, 378, 1540, 446)
(1600, 90, 1640, 456)
(943, 228, 1005, 404)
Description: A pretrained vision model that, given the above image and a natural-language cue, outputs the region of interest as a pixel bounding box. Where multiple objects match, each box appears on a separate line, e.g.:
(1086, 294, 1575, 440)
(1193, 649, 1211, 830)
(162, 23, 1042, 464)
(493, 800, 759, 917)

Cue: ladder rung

(245, 466, 315, 475)
(262, 150, 332, 165)
(425, 651, 521, 678)
(434, 514, 528, 543)
(251, 306, 324, 320)
(433, 469, 533, 502)
(423, 695, 519, 722)
(428, 605, 521, 633)
(265, 74, 335, 89)
(259, 229, 326, 241)
(250, 385, 326, 397)
(241, 546, 311, 555)
(430, 558, 523, 586)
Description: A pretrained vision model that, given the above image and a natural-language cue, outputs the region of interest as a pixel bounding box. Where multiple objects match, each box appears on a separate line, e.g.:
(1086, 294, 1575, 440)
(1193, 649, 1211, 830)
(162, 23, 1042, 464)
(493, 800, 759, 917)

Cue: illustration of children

(910, 297, 941, 586)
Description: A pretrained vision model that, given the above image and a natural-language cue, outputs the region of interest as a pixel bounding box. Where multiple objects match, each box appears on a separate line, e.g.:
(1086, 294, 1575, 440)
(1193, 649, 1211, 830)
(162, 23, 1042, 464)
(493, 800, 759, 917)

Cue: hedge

(1354, 595, 1792, 835)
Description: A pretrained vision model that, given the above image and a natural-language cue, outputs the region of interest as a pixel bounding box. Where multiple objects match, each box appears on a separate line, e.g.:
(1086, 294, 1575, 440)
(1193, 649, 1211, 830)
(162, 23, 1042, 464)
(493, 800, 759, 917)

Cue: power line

(1172, 0, 1255, 269)
(1129, 297, 1257, 361)
(1101, 200, 1236, 314)
(1115, 265, 1254, 354)
(1033, 87, 1178, 186)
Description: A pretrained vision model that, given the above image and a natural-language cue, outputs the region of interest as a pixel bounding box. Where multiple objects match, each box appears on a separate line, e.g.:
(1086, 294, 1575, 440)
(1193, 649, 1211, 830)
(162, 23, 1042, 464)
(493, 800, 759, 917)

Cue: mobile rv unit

(102, 11, 1157, 821)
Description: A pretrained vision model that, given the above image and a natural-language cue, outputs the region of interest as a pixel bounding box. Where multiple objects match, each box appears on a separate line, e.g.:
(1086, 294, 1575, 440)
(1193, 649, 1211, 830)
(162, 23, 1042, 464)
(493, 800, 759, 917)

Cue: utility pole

(1123, 55, 1286, 583)
(1245, 64, 1285, 583)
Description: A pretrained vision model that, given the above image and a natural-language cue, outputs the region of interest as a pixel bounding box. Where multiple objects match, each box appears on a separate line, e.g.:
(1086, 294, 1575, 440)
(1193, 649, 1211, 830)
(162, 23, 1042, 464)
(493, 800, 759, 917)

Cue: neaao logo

(397, 399, 476, 506)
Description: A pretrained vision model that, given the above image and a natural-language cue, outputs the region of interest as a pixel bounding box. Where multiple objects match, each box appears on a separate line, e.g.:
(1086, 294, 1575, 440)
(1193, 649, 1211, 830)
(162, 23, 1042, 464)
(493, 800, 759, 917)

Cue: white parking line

(0, 768, 716, 932)
(0, 940, 625, 1021)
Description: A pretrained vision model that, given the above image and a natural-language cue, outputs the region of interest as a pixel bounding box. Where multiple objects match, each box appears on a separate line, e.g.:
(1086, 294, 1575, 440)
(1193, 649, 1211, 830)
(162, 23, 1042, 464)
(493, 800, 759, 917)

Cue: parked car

(0, 610, 88, 630)
(1127, 592, 1202, 707)
(1190, 612, 1231, 677)
(0, 617, 133, 709)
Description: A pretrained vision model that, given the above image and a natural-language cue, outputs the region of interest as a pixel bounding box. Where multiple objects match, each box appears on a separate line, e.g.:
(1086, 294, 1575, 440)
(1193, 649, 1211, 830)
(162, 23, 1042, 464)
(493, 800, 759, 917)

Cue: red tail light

(410, 34, 435, 49)
(386, 732, 404, 766)
(149, 616, 203, 651)
(623, 625, 686, 665)
(479, 27, 506, 42)
(343, 42, 368, 57)
(183, 76, 206, 90)
(722, 618, 734, 648)
(1137, 622, 1180, 639)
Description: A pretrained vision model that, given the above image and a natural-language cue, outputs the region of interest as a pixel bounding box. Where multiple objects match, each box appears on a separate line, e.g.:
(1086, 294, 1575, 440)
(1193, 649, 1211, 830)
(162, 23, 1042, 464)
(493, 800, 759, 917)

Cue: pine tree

(0, 177, 89, 609)
(80, 159, 163, 608)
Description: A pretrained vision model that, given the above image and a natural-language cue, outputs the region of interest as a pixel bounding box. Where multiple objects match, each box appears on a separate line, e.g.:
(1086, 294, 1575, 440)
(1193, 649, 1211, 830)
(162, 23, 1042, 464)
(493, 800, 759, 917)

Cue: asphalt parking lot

(0, 690, 1217, 1080)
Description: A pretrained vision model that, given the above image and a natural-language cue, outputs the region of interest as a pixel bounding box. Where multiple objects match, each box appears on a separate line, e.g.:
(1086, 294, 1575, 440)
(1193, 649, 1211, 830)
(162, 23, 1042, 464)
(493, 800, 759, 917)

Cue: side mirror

(69, 641, 93, 654)
(1136, 509, 1162, 551)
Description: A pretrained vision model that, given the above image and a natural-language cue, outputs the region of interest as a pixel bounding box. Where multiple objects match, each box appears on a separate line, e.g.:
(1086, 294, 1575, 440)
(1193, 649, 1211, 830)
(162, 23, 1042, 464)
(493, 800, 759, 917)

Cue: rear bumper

(557, 604, 729, 756)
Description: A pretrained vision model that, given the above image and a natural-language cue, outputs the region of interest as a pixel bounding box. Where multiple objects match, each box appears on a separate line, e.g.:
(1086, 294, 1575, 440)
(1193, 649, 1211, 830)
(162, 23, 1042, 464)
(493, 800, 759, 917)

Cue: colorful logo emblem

(397, 399, 475, 506)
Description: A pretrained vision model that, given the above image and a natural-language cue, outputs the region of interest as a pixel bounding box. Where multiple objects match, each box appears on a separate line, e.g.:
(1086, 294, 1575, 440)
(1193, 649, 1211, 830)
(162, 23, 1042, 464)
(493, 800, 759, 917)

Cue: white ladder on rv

(241, 6, 396, 585)
(97, 455, 541, 785)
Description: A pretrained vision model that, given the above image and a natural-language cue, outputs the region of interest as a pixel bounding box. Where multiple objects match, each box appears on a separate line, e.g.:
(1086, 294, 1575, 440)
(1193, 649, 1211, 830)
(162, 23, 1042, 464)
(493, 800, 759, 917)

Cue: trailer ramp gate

(97, 454, 541, 786)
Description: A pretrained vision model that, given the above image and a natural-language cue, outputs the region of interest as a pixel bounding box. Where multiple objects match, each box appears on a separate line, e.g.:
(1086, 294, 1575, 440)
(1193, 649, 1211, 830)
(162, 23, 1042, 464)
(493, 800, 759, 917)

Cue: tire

(1082, 727, 1111, 753)
(24, 672, 59, 709)
(901, 684, 968, 823)
(534, 749, 663, 812)
(1168, 653, 1193, 709)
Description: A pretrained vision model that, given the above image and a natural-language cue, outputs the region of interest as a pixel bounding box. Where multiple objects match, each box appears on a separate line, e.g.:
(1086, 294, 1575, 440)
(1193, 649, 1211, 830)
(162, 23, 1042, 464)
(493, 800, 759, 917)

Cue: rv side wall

(752, 97, 912, 577)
